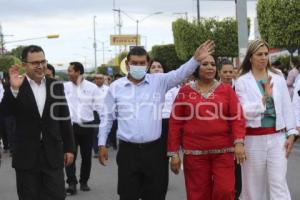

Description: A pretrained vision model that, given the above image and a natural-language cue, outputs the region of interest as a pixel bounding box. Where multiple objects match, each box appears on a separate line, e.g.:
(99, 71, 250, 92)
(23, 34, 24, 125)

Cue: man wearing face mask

(98, 41, 215, 200)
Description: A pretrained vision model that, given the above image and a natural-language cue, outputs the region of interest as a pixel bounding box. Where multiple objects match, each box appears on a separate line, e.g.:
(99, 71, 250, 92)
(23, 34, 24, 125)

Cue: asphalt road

(0, 141, 300, 200)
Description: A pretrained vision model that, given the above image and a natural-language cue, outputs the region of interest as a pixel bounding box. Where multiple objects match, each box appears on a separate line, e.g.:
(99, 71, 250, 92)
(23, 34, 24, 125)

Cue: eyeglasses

(24, 60, 48, 67)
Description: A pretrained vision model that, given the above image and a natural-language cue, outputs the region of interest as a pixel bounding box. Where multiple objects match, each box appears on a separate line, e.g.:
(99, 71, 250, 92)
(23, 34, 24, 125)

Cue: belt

(119, 139, 161, 149)
(73, 122, 95, 127)
(184, 147, 235, 155)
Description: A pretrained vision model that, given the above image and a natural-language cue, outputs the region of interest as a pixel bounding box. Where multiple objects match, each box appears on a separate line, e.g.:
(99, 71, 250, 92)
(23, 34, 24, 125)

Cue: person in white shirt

(98, 41, 215, 200)
(64, 62, 102, 194)
(1, 45, 75, 200)
(287, 58, 300, 97)
(148, 58, 180, 199)
(92, 73, 109, 156)
(218, 58, 243, 199)
(235, 39, 298, 200)
(293, 79, 300, 125)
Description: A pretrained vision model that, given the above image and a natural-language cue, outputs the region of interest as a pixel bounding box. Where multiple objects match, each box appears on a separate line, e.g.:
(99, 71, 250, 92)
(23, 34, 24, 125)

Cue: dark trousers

(65, 124, 93, 185)
(161, 118, 170, 199)
(93, 127, 99, 154)
(5, 116, 16, 153)
(107, 120, 117, 149)
(235, 162, 242, 200)
(117, 139, 165, 200)
(15, 145, 65, 200)
(0, 115, 9, 150)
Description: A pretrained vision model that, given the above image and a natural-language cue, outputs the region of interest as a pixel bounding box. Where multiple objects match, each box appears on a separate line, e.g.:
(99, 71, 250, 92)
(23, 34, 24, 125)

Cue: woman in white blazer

(235, 39, 298, 200)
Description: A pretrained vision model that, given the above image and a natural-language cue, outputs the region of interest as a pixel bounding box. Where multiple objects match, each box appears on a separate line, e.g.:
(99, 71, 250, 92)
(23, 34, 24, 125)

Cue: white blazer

(235, 70, 298, 136)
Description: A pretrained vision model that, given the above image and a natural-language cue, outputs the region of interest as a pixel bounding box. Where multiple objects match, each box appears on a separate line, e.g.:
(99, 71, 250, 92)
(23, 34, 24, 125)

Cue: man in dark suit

(0, 45, 75, 200)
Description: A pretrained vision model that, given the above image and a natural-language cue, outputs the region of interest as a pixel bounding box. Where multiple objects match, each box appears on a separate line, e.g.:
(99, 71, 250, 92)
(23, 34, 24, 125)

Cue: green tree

(257, 0, 271, 42)
(257, 0, 300, 56)
(150, 44, 184, 71)
(213, 18, 240, 58)
(172, 19, 206, 61)
(172, 18, 249, 60)
(9, 45, 26, 60)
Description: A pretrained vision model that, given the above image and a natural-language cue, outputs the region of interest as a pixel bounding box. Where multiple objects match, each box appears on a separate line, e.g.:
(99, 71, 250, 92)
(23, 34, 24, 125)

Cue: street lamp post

(0, 33, 59, 55)
(197, 0, 200, 23)
(5, 34, 59, 44)
(97, 42, 112, 65)
(113, 9, 163, 46)
(93, 16, 97, 73)
(135, 12, 163, 45)
(2, 34, 59, 55)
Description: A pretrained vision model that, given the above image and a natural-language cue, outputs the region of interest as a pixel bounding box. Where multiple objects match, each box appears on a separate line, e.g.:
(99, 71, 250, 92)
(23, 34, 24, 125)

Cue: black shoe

(66, 183, 77, 195)
(80, 183, 91, 191)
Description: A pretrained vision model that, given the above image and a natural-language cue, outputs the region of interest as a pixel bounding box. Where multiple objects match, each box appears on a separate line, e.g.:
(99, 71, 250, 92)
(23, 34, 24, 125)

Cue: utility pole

(112, 9, 122, 35)
(0, 24, 4, 55)
(113, 0, 118, 58)
(113, 0, 116, 34)
(0, 23, 14, 55)
(197, 0, 200, 23)
(93, 16, 97, 73)
(102, 42, 105, 64)
(112, 9, 122, 53)
(136, 20, 139, 46)
(235, 0, 248, 64)
(184, 12, 188, 21)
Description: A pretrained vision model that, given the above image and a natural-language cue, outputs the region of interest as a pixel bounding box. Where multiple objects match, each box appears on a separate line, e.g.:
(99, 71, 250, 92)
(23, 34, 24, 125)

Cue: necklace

(194, 79, 219, 99)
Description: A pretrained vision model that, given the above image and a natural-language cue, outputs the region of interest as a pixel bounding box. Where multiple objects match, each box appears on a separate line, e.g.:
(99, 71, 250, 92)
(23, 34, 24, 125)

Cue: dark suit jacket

(0, 77, 75, 170)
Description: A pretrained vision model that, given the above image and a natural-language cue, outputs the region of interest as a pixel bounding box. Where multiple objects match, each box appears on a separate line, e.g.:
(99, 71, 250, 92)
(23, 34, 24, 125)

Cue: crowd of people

(0, 39, 299, 200)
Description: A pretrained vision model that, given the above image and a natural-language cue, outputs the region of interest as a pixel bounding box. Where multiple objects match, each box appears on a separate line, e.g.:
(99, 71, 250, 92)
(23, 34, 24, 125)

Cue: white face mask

(129, 65, 147, 80)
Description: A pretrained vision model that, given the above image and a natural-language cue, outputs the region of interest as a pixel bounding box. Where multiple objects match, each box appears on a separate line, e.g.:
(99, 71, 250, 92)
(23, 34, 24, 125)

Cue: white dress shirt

(162, 86, 180, 119)
(0, 82, 4, 103)
(97, 84, 109, 112)
(64, 79, 102, 124)
(98, 58, 199, 145)
(27, 76, 46, 117)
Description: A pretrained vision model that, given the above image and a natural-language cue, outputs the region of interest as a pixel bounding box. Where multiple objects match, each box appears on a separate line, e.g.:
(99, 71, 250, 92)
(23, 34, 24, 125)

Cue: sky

(0, 0, 257, 70)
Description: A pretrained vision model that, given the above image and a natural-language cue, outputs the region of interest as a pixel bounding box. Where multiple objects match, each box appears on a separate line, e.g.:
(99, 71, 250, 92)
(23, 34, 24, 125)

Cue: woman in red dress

(168, 55, 246, 200)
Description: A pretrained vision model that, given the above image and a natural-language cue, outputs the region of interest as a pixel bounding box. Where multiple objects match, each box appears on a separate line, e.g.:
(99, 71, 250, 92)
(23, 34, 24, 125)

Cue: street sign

(107, 67, 113, 76)
(110, 34, 141, 46)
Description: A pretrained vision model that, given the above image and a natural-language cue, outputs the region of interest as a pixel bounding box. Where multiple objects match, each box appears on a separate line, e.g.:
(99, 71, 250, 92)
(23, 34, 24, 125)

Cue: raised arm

(162, 40, 215, 90)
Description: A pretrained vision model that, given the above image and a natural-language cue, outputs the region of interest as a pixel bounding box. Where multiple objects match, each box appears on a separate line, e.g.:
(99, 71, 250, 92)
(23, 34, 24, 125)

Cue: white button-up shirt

(97, 84, 109, 112)
(98, 58, 198, 145)
(64, 79, 102, 124)
(26, 76, 46, 117)
(162, 86, 180, 119)
(0, 82, 4, 103)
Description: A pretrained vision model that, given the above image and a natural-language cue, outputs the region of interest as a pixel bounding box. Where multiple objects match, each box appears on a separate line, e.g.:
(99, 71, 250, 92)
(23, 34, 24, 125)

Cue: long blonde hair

(239, 39, 279, 76)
